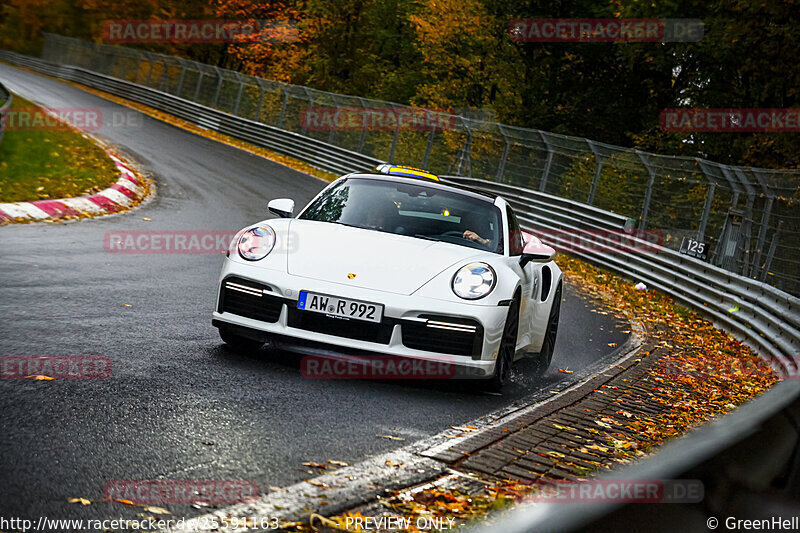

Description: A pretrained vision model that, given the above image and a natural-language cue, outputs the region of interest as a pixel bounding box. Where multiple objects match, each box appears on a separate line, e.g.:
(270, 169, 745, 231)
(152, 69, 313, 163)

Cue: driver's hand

(463, 230, 488, 245)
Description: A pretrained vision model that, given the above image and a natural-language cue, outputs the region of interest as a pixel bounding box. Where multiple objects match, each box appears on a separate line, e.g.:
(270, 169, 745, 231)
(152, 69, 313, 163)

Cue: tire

(534, 284, 562, 375)
(486, 298, 520, 393)
(219, 327, 264, 353)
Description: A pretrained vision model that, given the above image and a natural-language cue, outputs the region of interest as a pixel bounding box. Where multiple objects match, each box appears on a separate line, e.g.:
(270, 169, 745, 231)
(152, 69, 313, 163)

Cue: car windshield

(299, 178, 503, 254)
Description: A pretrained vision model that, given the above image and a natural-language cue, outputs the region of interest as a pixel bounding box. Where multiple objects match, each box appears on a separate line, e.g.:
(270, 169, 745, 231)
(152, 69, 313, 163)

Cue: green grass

(0, 94, 118, 202)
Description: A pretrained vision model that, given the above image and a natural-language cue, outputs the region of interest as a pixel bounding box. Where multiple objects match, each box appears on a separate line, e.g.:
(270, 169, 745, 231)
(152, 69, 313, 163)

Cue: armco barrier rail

(0, 51, 381, 176)
(0, 82, 11, 144)
(2, 48, 799, 531)
(444, 176, 800, 378)
(33, 34, 800, 298)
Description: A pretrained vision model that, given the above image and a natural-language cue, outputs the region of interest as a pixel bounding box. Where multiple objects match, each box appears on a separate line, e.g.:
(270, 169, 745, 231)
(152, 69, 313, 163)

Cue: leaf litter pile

(313, 254, 779, 532)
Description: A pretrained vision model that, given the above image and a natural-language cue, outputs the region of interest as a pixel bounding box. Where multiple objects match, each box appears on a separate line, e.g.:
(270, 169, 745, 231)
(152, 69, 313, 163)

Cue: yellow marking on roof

(387, 166, 439, 181)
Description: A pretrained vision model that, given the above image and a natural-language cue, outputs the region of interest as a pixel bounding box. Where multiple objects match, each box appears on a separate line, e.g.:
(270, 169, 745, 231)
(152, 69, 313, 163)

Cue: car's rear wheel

(534, 283, 562, 375)
(219, 327, 264, 353)
(486, 298, 519, 393)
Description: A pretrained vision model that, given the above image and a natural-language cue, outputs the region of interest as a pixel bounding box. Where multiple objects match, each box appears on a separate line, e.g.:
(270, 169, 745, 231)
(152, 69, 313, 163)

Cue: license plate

(297, 291, 384, 323)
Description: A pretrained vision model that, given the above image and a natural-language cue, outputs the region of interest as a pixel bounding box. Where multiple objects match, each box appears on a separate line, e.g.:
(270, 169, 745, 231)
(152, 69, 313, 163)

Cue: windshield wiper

(413, 234, 440, 242)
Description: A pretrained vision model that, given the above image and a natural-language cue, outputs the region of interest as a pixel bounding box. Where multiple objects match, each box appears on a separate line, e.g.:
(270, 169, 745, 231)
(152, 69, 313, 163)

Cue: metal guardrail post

(586, 139, 604, 205)
(539, 131, 554, 192)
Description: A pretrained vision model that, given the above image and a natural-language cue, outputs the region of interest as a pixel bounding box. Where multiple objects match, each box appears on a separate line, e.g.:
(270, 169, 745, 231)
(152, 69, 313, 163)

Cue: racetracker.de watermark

(301, 355, 460, 380)
(0, 108, 141, 132)
(104, 230, 239, 254)
(1, 356, 111, 379)
(521, 479, 704, 503)
(301, 107, 458, 132)
(532, 229, 664, 254)
(509, 18, 703, 43)
(103, 19, 299, 44)
(103, 230, 299, 255)
(660, 108, 800, 132)
(104, 480, 258, 505)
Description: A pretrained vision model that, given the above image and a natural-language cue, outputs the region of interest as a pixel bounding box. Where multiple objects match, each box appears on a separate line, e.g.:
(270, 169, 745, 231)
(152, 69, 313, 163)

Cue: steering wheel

(441, 230, 467, 238)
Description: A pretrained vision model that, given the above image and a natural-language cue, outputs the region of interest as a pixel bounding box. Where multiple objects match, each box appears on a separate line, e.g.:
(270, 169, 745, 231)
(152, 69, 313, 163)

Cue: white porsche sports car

(212, 165, 562, 391)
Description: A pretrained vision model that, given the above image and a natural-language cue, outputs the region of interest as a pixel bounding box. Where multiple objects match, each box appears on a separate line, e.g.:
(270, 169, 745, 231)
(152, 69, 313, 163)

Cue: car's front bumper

(212, 259, 510, 377)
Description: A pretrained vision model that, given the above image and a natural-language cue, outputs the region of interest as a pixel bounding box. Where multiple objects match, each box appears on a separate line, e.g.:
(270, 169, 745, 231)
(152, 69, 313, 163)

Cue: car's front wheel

(486, 298, 519, 393)
(219, 327, 264, 353)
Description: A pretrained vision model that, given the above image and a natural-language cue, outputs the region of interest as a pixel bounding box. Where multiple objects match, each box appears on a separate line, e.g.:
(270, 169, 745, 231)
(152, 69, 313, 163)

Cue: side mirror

(519, 231, 555, 268)
(268, 198, 295, 218)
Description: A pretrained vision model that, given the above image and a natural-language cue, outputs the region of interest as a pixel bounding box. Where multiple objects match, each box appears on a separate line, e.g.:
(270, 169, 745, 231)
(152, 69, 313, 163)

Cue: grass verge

(0, 63, 339, 184)
(0, 93, 118, 202)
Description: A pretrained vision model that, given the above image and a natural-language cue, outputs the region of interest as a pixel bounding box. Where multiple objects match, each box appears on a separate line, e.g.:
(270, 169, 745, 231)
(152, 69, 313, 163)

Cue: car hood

(286, 219, 481, 295)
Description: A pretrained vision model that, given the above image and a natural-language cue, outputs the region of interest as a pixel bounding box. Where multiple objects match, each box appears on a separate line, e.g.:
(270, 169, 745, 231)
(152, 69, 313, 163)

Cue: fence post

(300, 87, 315, 136)
(193, 71, 204, 103)
(387, 106, 401, 163)
(328, 95, 340, 145)
(636, 150, 657, 230)
(276, 84, 289, 128)
(760, 220, 783, 282)
(586, 139, 604, 205)
(496, 124, 510, 183)
(357, 97, 369, 154)
(422, 117, 436, 170)
(144, 52, 156, 86)
(158, 58, 169, 92)
(233, 72, 245, 116)
(729, 166, 757, 277)
(453, 118, 473, 177)
(539, 131, 554, 192)
(212, 67, 224, 108)
(175, 61, 187, 97)
(697, 182, 716, 242)
(749, 170, 775, 279)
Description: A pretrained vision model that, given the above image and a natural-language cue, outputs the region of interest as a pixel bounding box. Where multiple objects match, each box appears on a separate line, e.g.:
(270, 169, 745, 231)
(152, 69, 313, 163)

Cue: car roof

(346, 172, 498, 203)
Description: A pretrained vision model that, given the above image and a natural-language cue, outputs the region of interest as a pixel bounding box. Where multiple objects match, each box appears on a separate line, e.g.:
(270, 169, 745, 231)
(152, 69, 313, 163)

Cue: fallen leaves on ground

(314, 253, 778, 532)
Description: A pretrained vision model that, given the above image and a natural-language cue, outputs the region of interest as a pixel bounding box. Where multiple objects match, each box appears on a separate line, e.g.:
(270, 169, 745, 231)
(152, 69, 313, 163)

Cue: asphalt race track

(0, 63, 630, 522)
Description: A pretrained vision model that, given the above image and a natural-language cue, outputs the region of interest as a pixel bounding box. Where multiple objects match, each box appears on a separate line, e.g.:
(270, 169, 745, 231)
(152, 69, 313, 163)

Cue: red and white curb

(0, 152, 149, 223)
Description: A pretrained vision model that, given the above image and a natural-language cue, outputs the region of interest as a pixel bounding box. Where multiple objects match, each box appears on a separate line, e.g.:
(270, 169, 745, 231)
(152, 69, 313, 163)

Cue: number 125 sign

(680, 236, 708, 260)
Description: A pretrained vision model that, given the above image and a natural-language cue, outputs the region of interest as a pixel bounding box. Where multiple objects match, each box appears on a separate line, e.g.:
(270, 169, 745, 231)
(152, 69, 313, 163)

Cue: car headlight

(452, 262, 496, 300)
(237, 226, 276, 261)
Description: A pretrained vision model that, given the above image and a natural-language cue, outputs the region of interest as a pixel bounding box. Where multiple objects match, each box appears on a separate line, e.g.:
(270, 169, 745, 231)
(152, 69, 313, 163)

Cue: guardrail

(2, 49, 798, 530)
(31, 34, 800, 298)
(0, 82, 12, 144)
(443, 176, 800, 379)
(0, 50, 381, 176)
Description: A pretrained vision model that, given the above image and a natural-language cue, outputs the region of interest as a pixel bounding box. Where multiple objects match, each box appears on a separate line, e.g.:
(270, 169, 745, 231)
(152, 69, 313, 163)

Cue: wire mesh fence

(39, 33, 800, 296)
